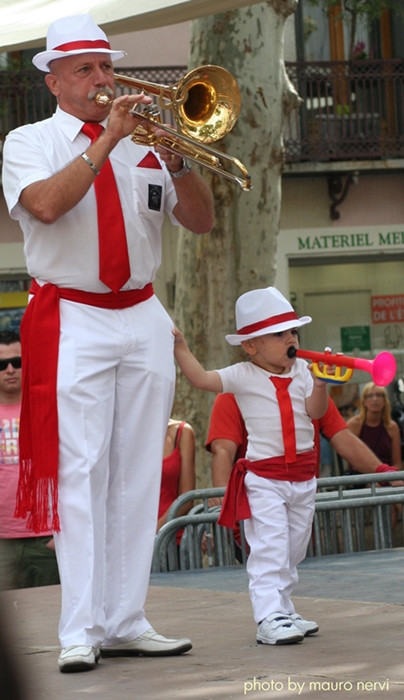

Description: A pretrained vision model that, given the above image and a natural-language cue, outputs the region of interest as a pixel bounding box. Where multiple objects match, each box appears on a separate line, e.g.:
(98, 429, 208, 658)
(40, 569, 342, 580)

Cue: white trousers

(244, 474, 316, 623)
(52, 295, 175, 647)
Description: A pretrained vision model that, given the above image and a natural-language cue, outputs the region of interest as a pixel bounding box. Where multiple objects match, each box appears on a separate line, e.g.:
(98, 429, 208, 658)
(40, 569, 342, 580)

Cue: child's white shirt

(216, 358, 314, 462)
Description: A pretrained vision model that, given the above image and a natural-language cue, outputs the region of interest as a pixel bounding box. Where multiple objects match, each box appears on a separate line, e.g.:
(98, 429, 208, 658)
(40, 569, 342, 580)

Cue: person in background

(0, 330, 59, 590)
(158, 419, 196, 540)
(347, 382, 402, 473)
(347, 382, 402, 525)
(2, 14, 213, 673)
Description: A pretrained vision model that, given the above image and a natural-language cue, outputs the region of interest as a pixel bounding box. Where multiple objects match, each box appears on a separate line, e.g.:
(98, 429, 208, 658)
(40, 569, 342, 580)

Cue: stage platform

(2, 548, 404, 699)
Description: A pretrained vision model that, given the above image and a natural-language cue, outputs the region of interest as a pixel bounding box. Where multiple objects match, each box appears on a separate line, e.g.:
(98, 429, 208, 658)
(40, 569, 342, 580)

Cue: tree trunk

(173, 1, 301, 484)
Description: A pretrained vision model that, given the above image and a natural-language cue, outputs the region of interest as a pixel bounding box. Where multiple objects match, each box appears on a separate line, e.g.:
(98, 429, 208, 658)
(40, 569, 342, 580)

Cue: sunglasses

(0, 356, 22, 371)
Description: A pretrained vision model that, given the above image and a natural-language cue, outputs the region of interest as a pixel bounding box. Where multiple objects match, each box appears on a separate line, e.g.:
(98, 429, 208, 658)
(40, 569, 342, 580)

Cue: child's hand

(171, 327, 223, 393)
(308, 361, 335, 387)
(313, 373, 330, 388)
(172, 326, 184, 344)
(172, 327, 188, 358)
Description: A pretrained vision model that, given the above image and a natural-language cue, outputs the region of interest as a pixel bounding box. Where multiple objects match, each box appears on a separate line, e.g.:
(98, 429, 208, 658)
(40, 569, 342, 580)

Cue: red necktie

(270, 376, 297, 464)
(81, 123, 130, 293)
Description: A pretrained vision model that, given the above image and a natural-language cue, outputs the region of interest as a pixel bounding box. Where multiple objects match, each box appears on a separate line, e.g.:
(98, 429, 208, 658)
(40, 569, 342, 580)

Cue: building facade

(1, 8, 403, 401)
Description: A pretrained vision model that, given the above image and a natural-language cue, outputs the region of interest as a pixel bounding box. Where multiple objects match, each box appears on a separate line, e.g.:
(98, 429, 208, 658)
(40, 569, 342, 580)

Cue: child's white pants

(244, 473, 316, 623)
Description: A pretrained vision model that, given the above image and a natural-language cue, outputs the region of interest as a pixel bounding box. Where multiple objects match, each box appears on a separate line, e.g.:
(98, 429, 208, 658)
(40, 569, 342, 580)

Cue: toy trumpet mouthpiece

(287, 346, 298, 359)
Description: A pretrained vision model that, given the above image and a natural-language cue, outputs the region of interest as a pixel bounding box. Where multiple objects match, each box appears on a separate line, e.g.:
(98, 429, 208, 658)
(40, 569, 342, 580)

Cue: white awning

(0, 0, 260, 53)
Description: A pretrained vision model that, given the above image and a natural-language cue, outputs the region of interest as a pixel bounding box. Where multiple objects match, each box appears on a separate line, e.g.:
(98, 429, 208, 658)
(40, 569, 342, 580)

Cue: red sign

(371, 295, 404, 324)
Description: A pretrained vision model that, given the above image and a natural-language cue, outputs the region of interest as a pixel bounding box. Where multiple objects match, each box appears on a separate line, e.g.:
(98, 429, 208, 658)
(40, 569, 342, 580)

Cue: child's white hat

(225, 287, 312, 346)
(32, 14, 126, 72)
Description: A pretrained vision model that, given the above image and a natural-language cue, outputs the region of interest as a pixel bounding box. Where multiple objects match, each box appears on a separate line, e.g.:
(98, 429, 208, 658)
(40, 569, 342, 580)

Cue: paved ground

(1, 548, 404, 700)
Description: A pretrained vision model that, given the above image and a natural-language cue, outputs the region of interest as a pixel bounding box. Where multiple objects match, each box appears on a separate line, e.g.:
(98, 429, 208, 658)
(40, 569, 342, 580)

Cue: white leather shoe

(257, 613, 304, 646)
(58, 645, 100, 673)
(100, 627, 192, 657)
(289, 613, 319, 636)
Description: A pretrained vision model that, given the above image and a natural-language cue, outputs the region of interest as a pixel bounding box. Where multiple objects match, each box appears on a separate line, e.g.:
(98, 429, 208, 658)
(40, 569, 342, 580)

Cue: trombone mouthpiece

(94, 92, 113, 107)
(287, 346, 297, 359)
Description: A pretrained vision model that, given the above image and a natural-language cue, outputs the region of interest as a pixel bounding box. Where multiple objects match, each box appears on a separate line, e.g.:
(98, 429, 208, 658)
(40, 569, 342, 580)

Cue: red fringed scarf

(15, 280, 154, 533)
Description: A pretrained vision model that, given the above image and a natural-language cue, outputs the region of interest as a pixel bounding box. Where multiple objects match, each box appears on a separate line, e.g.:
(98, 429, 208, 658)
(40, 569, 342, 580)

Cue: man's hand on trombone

(104, 93, 153, 143)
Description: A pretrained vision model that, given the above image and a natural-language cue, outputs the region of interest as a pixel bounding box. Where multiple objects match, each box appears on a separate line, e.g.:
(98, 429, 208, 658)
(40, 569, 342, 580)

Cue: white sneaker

(100, 628, 192, 657)
(289, 613, 319, 636)
(257, 613, 304, 646)
(58, 645, 100, 673)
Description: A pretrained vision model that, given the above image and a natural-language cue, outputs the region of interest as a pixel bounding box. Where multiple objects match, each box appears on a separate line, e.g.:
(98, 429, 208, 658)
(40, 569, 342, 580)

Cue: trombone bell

(95, 65, 251, 190)
(112, 65, 241, 144)
(177, 80, 216, 124)
(172, 67, 241, 143)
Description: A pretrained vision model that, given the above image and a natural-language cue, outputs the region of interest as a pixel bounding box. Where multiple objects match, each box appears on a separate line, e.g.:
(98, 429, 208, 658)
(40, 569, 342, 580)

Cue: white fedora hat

(32, 14, 126, 72)
(225, 287, 312, 346)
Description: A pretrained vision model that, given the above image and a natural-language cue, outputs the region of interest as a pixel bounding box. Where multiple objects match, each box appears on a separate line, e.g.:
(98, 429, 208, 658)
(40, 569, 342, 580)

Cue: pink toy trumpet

(287, 347, 396, 386)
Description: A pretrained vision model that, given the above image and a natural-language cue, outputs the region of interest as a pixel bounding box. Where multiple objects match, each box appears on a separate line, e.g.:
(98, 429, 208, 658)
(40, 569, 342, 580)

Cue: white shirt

(217, 359, 315, 461)
(2, 107, 179, 292)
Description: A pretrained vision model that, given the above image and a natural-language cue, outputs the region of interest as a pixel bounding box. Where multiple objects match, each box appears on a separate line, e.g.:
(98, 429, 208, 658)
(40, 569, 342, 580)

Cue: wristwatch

(168, 159, 192, 179)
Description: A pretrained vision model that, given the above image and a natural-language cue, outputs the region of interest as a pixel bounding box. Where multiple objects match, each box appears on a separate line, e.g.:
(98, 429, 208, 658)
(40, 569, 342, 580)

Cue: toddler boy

(173, 287, 328, 645)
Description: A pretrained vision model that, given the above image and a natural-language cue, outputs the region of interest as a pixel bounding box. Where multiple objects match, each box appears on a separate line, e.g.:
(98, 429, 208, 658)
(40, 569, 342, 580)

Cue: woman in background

(158, 419, 196, 537)
(347, 382, 402, 526)
(347, 383, 401, 471)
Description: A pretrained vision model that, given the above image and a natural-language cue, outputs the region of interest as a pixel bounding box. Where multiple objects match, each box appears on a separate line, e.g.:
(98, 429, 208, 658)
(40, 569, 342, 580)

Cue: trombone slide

(130, 113, 252, 191)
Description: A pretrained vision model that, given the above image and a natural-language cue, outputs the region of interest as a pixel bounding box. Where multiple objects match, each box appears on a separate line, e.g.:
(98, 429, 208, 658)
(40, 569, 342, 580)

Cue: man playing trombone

(2, 13, 214, 673)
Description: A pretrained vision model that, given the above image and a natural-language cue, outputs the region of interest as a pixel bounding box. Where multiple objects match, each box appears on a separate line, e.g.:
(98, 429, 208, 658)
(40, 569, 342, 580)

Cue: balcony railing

(0, 65, 185, 142)
(2, 61, 404, 167)
(284, 59, 404, 163)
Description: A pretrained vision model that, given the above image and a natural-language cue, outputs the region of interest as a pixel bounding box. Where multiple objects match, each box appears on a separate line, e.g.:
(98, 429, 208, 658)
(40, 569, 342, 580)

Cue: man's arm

(18, 94, 153, 223)
(170, 168, 214, 234)
(208, 438, 238, 507)
(154, 129, 214, 235)
(330, 428, 381, 473)
(331, 427, 403, 487)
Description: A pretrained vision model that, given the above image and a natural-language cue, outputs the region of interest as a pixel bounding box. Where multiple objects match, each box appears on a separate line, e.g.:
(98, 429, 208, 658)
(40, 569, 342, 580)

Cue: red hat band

(53, 40, 112, 52)
(237, 311, 299, 336)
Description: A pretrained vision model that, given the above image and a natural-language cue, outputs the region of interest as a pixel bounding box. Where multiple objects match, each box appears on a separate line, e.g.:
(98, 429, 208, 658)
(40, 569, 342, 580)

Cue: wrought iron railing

(284, 59, 404, 162)
(2, 61, 404, 166)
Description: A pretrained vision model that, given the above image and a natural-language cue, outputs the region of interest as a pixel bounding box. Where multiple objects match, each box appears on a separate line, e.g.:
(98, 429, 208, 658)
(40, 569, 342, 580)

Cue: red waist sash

(16, 280, 154, 533)
(217, 450, 317, 530)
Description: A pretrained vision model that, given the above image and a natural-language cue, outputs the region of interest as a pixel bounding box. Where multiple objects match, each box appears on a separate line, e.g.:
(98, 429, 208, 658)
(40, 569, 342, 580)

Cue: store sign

(371, 295, 404, 324)
(275, 225, 404, 298)
(341, 326, 371, 352)
(297, 230, 404, 252)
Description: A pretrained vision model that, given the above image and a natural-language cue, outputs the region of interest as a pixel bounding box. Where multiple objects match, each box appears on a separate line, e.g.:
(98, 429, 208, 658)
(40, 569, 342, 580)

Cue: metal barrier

(311, 471, 404, 556)
(152, 472, 404, 572)
(151, 488, 248, 573)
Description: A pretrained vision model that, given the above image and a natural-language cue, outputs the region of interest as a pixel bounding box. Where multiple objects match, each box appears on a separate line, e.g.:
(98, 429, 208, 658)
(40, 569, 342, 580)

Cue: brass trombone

(95, 65, 252, 191)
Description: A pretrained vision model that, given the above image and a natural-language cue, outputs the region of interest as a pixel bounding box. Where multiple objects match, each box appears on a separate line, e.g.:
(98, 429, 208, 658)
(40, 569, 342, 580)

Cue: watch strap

(168, 159, 192, 179)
